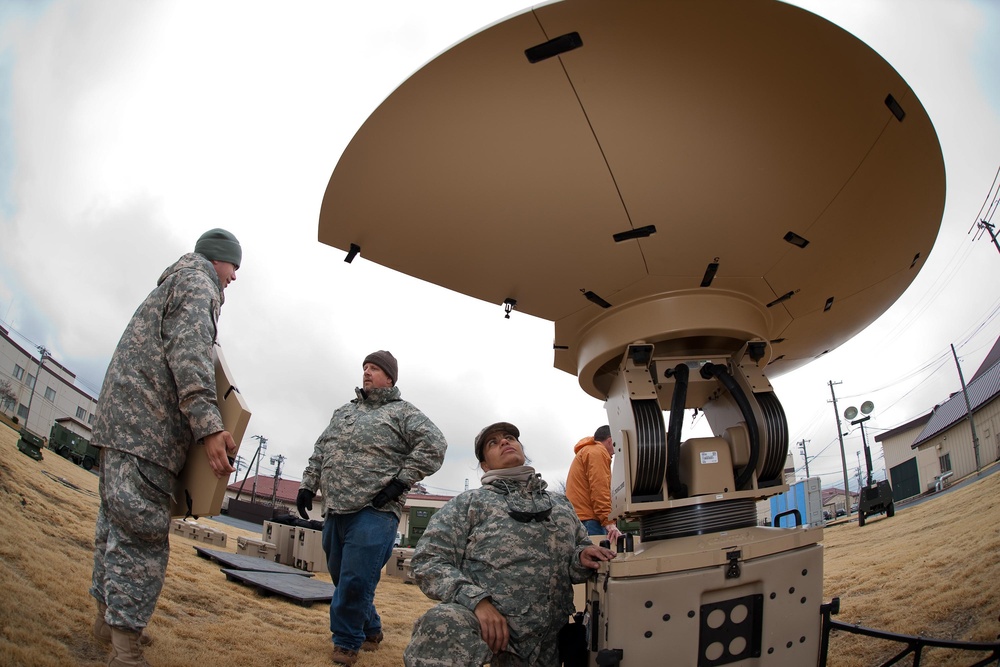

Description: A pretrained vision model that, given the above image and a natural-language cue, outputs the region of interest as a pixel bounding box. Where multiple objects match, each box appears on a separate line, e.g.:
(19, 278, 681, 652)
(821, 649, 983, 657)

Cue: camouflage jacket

(300, 385, 446, 519)
(92, 253, 226, 476)
(411, 474, 593, 663)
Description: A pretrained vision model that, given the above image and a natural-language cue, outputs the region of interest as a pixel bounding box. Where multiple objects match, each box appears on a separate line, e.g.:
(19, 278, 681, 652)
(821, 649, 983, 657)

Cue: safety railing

(819, 598, 1000, 667)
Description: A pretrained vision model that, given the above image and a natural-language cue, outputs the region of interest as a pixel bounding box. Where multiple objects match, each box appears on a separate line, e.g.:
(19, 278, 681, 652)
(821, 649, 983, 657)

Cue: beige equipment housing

(171, 345, 251, 518)
(316, 0, 945, 664)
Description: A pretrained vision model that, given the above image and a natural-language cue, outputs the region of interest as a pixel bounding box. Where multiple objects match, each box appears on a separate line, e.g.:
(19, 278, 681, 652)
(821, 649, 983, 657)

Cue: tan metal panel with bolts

(587, 527, 823, 666)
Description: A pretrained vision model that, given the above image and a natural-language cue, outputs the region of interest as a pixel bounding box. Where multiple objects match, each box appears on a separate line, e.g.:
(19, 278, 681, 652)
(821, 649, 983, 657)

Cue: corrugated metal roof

(971, 337, 1000, 383)
(226, 476, 456, 505)
(912, 357, 1000, 448)
(874, 413, 931, 443)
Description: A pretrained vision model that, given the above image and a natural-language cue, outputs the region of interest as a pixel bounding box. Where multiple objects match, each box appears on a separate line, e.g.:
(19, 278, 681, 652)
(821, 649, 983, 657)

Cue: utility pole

(978, 220, 1000, 255)
(855, 452, 863, 492)
(250, 435, 267, 503)
(951, 344, 982, 472)
(269, 454, 286, 506)
(22, 345, 49, 435)
(231, 455, 247, 484)
(828, 381, 853, 516)
(798, 439, 811, 479)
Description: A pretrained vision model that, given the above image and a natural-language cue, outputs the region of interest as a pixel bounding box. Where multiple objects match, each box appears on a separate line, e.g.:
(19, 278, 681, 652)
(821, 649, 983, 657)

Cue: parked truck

(49, 421, 99, 470)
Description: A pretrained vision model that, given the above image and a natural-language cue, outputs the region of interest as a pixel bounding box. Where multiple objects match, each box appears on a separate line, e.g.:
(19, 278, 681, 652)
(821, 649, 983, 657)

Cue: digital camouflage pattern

(90, 252, 227, 632)
(300, 385, 447, 519)
(404, 474, 593, 666)
(92, 252, 225, 475)
(91, 449, 173, 630)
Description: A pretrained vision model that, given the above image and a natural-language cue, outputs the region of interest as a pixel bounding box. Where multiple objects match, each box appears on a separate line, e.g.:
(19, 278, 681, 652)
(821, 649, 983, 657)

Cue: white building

(0, 325, 99, 442)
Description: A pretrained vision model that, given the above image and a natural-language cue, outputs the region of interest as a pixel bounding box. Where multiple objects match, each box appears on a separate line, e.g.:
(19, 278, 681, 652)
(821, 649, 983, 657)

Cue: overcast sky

(1, 0, 998, 497)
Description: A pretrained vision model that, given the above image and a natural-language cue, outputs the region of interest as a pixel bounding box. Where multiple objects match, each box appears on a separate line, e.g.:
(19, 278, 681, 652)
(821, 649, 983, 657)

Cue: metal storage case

(236, 536, 278, 561)
(293, 527, 328, 573)
(262, 521, 298, 566)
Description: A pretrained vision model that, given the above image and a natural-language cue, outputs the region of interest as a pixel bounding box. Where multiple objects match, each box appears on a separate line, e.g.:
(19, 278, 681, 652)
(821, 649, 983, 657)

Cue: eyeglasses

(507, 507, 552, 523)
(503, 492, 552, 523)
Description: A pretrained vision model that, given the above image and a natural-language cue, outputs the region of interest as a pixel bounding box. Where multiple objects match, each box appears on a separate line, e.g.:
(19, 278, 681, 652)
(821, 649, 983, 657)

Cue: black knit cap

(194, 228, 242, 269)
(474, 422, 520, 462)
(363, 350, 398, 384)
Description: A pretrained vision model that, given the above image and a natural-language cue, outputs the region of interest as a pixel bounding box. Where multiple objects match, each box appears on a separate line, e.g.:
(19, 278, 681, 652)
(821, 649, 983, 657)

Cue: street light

(844, 400, 894, 526)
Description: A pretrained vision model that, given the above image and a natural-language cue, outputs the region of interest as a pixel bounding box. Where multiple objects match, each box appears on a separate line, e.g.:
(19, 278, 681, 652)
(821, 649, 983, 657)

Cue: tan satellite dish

(318, 0, 945, 401)
(844, 406, 859, 421)
(861, 400, 875, 415)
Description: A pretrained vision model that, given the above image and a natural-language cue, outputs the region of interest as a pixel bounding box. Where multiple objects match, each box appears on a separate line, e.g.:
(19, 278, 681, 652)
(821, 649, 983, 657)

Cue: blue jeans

(582, 519, 607, 536)
(322, 508, 399, 651)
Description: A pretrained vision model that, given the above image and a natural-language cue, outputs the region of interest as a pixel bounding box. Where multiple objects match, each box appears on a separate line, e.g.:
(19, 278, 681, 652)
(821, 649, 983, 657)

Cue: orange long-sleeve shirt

(565, 436, 612, 525)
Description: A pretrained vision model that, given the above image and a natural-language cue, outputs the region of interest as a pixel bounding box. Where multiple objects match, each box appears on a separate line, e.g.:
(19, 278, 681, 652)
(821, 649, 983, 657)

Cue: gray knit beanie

(363, 350, 398, 384)
(194, 228, 242, 268)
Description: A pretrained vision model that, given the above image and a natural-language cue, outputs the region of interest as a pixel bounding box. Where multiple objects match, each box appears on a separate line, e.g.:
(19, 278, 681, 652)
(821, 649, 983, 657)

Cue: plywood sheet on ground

(193, 546, 313, 576)
(221, 569, 334, 607)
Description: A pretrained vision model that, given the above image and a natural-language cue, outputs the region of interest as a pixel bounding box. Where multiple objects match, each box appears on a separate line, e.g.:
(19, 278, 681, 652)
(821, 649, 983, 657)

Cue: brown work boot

(360, 631, 384, 651)
(331, 645, 359, 665)
(108, 627, 150, 667)
(95, 603, 153, 647)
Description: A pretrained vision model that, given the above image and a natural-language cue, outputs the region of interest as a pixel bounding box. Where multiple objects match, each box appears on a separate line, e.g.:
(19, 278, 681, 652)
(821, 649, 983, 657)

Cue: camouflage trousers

(90, 448, 174, 632)
(403, 603, 558, 667)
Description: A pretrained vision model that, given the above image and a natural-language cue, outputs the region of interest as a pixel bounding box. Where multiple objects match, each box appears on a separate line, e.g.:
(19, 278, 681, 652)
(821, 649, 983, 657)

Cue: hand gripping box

(171, 345, 251, 518)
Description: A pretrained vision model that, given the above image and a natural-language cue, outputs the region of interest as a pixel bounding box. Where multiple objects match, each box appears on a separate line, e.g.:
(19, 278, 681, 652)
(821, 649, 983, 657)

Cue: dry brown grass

(0, 423, 997, 666)
(0, 426, 433, 667)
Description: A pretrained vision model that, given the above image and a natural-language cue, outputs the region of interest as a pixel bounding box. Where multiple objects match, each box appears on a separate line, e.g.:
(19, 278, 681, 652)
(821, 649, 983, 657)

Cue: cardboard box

(171, 345, 251, 518)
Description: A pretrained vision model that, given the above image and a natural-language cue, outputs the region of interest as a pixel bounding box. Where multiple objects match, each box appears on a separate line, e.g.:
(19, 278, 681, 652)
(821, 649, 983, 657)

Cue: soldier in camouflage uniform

(404, 422, 616, 667)
(297, 350, 447, 666)
(89, 229, 242, 667)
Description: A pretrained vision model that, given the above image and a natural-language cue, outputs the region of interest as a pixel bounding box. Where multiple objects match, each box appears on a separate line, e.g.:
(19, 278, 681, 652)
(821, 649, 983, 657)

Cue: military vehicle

(49, 421, 99, 470)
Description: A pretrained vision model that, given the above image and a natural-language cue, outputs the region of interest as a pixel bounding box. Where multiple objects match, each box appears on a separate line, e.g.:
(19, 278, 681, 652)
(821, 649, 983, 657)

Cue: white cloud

(1, 0, 999, 495)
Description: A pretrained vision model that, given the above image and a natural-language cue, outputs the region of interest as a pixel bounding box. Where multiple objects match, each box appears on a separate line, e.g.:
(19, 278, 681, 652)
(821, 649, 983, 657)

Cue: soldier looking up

(404, 422, 615, 666)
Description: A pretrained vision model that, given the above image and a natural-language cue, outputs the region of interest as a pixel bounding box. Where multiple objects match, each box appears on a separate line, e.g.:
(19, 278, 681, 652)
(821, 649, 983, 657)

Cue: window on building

(76, 406, 87, 421)
(88, 413, 95, 425)
(939, 452, 952, 473)
(1, 397, 13, 412)
(26, 373, 35, 390)
(44, 386, 56, 402)
(13, 364, 24, 380)
(17, 404, 28, 419)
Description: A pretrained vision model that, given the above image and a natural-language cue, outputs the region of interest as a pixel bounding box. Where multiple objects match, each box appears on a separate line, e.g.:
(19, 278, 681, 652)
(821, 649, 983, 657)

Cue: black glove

(372, 478, 408, 508)
(296, 488, 314, 519)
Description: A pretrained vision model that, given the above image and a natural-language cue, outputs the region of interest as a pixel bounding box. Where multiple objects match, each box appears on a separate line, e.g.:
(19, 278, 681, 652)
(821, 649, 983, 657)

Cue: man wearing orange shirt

(565, 425, 623, 543)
